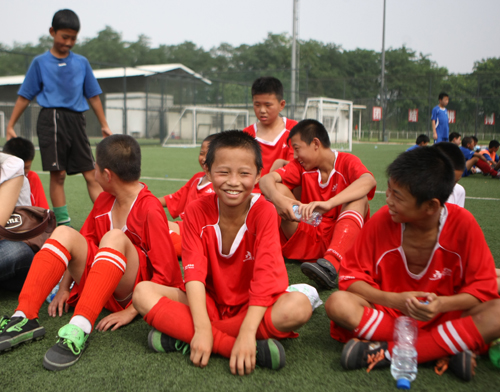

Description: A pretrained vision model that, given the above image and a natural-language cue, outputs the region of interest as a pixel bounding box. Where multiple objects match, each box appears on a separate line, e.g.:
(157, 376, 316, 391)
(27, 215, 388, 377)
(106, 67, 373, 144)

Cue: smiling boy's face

(385, 178, 427, 224)
(207, 146, 260, 208)
(290, 134, 319, 171)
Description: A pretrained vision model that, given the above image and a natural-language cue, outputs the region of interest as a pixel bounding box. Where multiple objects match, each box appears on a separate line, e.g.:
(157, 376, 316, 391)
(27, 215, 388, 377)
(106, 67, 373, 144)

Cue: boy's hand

(275, 196, 300, 222)
(48, 289, 70, 317)
(230, 332, 257, 376)
(299, 200, 331, 220)
(190, 329, 213, 368)
(406, 293, 441, 321)
(96, 308, 137, 331)
(6, 125, 17, 140)
(101, 126, 112, 138)
(391, 291, 428, 315)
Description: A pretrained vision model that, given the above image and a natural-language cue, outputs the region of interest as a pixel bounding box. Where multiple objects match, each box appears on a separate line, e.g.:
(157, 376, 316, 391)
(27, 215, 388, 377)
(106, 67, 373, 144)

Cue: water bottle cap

(396, 379, 411, 389)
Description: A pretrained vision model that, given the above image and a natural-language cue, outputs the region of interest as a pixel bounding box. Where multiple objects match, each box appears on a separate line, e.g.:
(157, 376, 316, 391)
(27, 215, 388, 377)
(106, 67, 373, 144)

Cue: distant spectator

(460, 136, 499, 178)
(480, 140, 500, 171)
(431, 92, 449, 142)
(449, 132, 462, 146)
(406, 134, 430, 151)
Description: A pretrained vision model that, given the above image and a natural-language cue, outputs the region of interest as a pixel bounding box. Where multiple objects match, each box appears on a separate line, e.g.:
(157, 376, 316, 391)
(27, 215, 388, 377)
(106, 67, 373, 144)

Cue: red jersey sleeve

(341, 153, 376, 200)
(242, 125, 256, 138)
(275, 159, 303, 190)
(248, 201, 289, 307)
(27, 171, 49, 209)
(181, 199, 210, 284)
(142, 204, 184, 287)
(164, 174, 200, 219)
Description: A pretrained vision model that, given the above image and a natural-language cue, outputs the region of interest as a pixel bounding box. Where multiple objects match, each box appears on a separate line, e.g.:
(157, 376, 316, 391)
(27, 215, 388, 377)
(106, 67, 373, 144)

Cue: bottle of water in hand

(292, 205, 322, 227)
(391, 316, 418, 389)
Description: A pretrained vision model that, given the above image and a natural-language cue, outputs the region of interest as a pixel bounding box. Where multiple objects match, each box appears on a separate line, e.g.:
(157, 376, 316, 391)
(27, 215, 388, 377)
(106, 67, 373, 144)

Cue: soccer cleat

(341, 339, 390, 372)
(256, 339, 286, 371)
(300, 258, 338, 289)
(435, 352, 476, 381)
(147, 328, 190, 355)
(0, 317, 45, 352)
(43, 324, 89, 371)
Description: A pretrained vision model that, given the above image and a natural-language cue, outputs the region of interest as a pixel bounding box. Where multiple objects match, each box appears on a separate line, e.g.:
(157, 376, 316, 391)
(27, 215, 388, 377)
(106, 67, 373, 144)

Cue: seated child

(260, 119, 377, 289)
(460, 136, 499, 178)
(132, 130, 312, 376)
(449, 132, 462, 146)
(0, 135, 183, 371)
(480, 140, 500, 171)
(159, 134, 216, 257)
(243, 76, 297, 189)
(326, 147, 500, 381)
(406, 134, 429, 151)
(3, 137, 49, 209)
(433, 142, 466, 208)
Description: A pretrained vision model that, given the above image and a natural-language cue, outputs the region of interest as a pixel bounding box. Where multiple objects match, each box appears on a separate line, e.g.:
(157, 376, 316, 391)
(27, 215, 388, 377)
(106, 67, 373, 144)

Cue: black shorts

(37, 108, 95, 175)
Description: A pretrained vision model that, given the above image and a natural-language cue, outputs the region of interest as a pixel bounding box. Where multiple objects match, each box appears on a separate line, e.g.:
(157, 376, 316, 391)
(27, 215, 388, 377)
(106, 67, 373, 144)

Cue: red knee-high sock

(17, 239, 70, 319)
(145, 297, 236, 358)
(73, 248, 126, 330)
(387, 316, 485, 364)
(169, 231, 182, 258)
(323, 210, 364, 271)
(211, 312, 247, 338)
(476, 159, 498, 176)
(353, 307, 395, 341)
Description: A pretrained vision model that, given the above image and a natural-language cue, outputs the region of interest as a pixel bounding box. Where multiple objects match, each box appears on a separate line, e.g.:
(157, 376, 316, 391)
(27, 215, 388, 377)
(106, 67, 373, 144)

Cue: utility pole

(291, 0, 299, 119)
(381, 0, 387, 141)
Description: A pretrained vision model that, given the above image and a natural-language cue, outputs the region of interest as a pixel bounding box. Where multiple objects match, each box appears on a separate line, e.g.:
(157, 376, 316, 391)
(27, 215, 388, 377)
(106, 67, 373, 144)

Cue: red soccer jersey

(243, 117, 297, 180)
(339, 204, 499, 302)
(182, 193, 289, 308)
(27, 171, 49, 209)
(276, 151, 375, 226)
(164, 172, 214, 220)
(80, 183, 183, 287)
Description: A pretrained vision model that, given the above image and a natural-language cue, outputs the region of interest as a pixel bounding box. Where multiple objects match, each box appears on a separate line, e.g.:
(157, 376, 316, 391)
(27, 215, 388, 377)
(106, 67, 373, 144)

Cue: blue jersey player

(431, 92, 450, 143)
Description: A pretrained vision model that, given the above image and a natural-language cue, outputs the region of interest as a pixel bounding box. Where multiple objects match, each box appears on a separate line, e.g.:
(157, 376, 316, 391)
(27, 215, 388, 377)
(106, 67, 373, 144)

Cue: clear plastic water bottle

(391, 316, 418, 389)
(46, 283, 60, 303)
(292, 205, 322, 227)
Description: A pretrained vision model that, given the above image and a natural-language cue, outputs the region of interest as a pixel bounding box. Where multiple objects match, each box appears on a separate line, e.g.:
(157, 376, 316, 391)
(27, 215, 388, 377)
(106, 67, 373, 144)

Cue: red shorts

(67, 239, 146, 313)
(280, 220, 335, 261)
(330, 304, 464, 343)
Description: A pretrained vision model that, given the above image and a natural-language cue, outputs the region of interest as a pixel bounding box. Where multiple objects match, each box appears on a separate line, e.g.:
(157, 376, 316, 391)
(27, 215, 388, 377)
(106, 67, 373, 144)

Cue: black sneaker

(300, 258, 337, 289)
(256, 339, 286, 370)
(147, 328, 190, 355)
(341, 339, 390, 372)
(43, 324, 89, 371)
(0, 317, 45, 352)
(435, 352, 476, 381)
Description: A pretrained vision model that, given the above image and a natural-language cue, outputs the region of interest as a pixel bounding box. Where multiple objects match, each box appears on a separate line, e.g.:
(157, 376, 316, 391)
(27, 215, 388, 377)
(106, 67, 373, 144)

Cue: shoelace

(0, 317, 9, 333)
(60, 337, 83, 356)
(366, 349, 386, 373)
(434, 357, 449, 375)
(174, 340, 190, 355)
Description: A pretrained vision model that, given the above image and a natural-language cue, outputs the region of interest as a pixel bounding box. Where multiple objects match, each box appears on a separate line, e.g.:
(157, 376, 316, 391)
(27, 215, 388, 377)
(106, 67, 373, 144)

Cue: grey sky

(2, 0, 499, 74)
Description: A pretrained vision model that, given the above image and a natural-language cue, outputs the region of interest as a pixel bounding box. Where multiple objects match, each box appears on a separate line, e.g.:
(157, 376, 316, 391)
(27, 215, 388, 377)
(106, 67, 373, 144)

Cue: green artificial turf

(0, 142, 499, 391)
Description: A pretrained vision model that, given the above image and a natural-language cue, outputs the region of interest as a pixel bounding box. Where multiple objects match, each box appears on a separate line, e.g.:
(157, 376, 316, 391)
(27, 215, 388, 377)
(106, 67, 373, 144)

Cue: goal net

(302, 97, 353, 151)
(162, 106, 249, 147)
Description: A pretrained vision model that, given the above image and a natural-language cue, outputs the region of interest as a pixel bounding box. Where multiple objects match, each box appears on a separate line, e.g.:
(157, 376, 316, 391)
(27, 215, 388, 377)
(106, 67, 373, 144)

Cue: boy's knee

(278, 292, 313, 325)
(132, 281, 155, 315)
(50, 225, 80, 246)
(325, 291, 360, 326)
(100, 229, 129, 248)
(50, 171, 66, 185)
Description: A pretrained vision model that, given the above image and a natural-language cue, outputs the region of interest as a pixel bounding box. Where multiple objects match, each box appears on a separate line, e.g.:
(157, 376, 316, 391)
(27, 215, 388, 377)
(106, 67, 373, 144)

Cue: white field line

(35, 172, 498, 200)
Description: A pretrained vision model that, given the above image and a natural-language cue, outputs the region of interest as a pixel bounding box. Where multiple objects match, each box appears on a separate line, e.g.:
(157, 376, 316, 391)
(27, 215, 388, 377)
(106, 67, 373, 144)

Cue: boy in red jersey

(242, 77, 297, 190)
(159, 134, 216, 257)
(0, 135, 183, 371)
(260, 119, 377, 289)
(133, 130, 312, 376)
(327, 147, 500, 381)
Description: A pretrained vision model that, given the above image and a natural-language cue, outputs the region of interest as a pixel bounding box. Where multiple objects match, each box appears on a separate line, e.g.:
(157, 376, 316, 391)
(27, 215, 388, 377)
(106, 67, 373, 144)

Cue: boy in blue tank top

(6, 9, 111, 226)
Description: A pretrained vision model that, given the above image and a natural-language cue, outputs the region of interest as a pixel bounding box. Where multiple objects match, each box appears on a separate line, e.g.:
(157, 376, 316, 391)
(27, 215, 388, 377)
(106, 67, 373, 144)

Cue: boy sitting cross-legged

(0, 135, 183, 371)
(326, 147, 500, 381)
(259, 119, 377, 289)
(133, 130, 312, 376)
(158, 134, 216, 257)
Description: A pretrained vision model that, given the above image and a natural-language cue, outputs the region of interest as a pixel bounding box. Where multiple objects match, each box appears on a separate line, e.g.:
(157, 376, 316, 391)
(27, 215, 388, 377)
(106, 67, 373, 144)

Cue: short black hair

(470, 135, 478, 143)
(438, 92, 449, 101)
(462, 136, 473, 148)
(3, 137, 35, 162)
(96, 135, 141, 182)
(433, 142, 465, 172)
(416, 134, 430, 145)
(202, 133, 218, 144)
(251, 77, 284, 101)
(52, 9, 80, 32)
(449, 132, 461, 141)
(489, 140, 500, 149)
(288, 119, 330, 148)
(387, 147, 454, 206)
(205, 130, 263, 174)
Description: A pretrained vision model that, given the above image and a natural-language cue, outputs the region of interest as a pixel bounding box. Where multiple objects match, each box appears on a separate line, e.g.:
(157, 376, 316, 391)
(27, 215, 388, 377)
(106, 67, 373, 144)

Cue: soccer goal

(162, 106, 249, 147)
(302, 97, 353, 151)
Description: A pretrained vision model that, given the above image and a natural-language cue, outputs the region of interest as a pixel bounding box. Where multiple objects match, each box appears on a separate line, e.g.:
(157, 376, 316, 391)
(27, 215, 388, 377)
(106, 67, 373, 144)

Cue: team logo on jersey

(282, 143, 288, 149)
(332, 184, 338, 193)
(429, 268, 452, 281)
(205, 188, 215, 194)
(243, 251, 254, 262)
(184, 264, 195, 270)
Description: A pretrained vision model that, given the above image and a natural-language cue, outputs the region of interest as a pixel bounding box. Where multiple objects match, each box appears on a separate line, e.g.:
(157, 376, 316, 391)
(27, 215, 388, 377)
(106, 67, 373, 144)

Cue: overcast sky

(2, 0, 498, 74)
